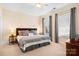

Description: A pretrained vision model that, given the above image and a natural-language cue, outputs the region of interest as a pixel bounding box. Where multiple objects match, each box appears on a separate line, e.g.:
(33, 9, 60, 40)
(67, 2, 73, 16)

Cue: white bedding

(17, 35, 51, 51)
(17, 35, 49, 40)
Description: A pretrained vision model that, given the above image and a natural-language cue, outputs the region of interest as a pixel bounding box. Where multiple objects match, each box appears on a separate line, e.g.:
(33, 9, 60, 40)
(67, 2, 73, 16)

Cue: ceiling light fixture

(36, 3, 48, 8)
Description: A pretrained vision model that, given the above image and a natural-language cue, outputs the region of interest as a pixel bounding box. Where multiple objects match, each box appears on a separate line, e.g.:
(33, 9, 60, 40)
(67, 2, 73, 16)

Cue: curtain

(42, 18, 44, 34)
(55, 14, 59, 43)
(49, 16, 52, 41)
(70, 7, 76, 39)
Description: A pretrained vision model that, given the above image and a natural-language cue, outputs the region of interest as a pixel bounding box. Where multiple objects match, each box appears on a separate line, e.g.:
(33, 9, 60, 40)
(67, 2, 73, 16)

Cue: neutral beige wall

(75, 4, 79, 34)
(0, 8, 2, 40)
(2, 9, 41, 40)
(40, 4, 79, 42)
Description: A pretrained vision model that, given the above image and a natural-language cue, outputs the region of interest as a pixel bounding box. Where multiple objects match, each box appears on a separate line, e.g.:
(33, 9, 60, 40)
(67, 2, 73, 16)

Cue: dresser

(66, 42, 79, 56)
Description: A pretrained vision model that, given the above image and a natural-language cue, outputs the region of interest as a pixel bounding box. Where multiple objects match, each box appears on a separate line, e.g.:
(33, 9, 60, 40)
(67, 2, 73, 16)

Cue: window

(58, 12, 70, 39)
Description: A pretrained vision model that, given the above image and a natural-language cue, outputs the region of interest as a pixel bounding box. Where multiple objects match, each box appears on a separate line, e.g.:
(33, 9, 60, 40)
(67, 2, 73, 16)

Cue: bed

(16, 28, 51, 52)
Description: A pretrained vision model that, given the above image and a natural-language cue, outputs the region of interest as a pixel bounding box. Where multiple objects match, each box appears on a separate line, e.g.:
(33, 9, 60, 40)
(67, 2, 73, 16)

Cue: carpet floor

(0, 42, 66, 56)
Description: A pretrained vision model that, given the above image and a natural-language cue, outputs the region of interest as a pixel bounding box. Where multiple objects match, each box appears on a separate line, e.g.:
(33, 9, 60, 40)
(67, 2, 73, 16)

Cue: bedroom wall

(0, 8, 2, 41)
(1, 9, 41, 42)
(40, 4, 79, 42)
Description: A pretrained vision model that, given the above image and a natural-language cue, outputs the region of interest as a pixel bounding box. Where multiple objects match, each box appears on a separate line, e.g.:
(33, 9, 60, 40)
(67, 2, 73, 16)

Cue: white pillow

(29, 33, 34, 36)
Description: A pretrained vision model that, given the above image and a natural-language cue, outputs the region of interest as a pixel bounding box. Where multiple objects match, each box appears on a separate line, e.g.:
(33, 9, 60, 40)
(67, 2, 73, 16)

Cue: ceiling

(0, 3, 69, 16)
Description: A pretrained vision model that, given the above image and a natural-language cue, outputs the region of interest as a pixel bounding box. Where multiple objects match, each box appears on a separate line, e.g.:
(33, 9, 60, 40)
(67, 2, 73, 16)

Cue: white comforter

(17, 35, 51, 51)
(17, 35, 50, 41)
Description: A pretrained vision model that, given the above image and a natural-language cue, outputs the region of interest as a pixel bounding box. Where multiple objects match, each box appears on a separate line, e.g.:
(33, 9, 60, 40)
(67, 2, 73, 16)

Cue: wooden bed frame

(16, 28, 50, 52)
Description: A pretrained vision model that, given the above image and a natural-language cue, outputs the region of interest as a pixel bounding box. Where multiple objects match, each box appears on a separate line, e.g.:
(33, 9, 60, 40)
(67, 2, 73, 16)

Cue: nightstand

(9, 34, 16, 44)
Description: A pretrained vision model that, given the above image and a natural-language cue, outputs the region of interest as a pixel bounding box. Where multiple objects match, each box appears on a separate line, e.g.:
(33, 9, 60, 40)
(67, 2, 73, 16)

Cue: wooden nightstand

(9, 34, 16, 44)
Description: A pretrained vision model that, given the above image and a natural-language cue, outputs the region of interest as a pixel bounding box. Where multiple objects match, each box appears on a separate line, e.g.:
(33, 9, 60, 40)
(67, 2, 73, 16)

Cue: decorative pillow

(18, 31, 23, 36)
(23, 30, 29, 36)
(18, 30, 37, 36)
(31, 30, 37, 35)
(18, 30, 29, 36)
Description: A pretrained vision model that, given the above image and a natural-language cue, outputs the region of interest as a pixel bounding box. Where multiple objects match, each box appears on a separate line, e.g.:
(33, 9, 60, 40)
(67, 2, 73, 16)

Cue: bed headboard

(16, 28, 37, 36)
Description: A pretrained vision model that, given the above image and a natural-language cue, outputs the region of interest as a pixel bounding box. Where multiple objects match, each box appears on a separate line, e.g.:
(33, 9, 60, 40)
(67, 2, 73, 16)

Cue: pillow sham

(18, 31, 23, 36)
(18, 30, 29, 36)
(28, 33, 34, 36)
(30, 30, 37, 35)
(23, 30, 29, 36)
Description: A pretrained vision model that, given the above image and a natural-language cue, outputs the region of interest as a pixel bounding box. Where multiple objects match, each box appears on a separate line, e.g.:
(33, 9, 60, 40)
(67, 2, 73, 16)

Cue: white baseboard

(0, 39, 8, 45)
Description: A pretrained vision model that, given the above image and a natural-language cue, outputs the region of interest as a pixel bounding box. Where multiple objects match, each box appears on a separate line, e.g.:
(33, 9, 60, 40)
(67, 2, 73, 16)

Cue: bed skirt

(19, 42, 50, 53)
